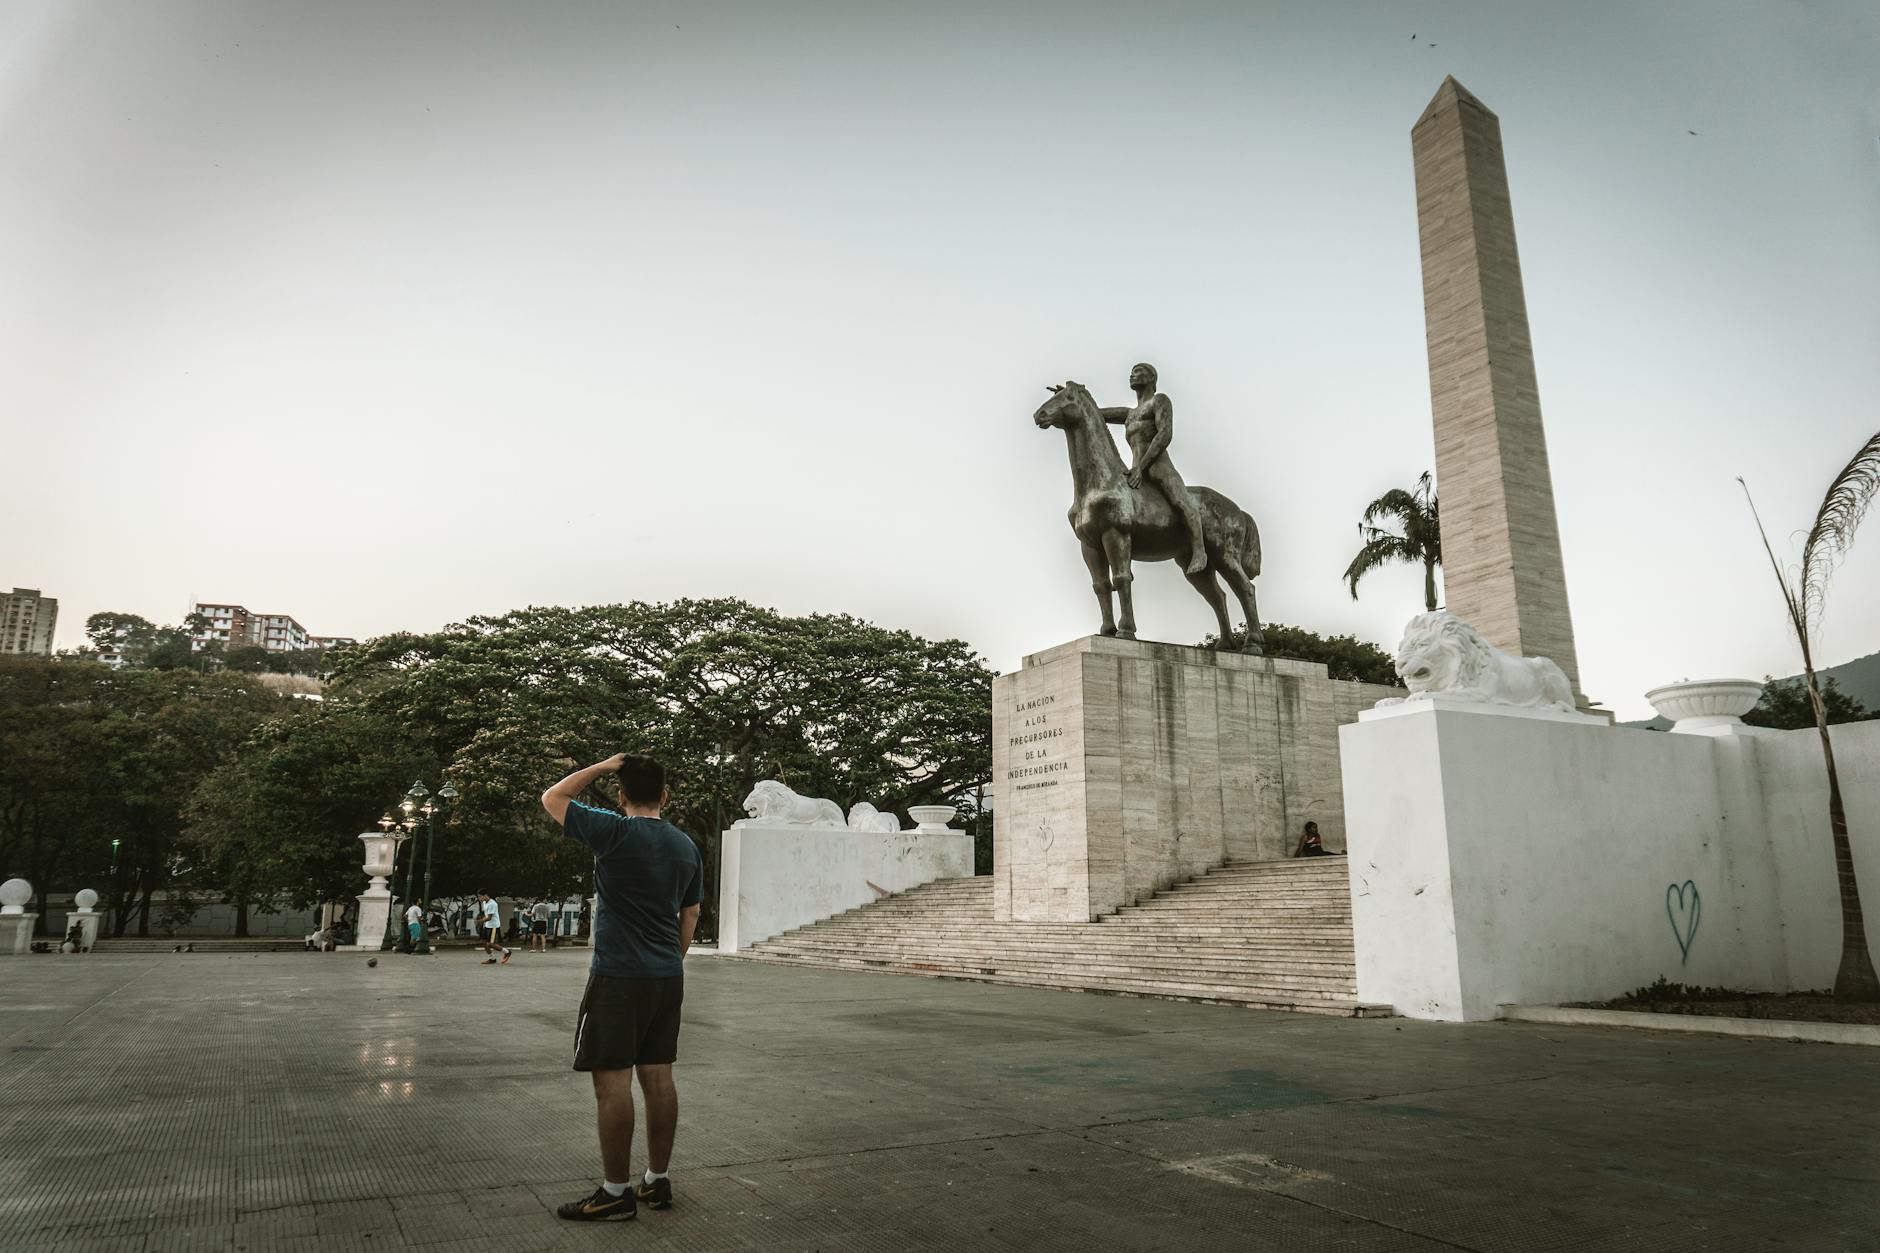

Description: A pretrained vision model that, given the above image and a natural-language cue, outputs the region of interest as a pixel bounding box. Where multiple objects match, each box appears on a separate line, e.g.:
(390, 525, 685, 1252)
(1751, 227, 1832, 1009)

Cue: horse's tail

(1241, 511, 1262, 579)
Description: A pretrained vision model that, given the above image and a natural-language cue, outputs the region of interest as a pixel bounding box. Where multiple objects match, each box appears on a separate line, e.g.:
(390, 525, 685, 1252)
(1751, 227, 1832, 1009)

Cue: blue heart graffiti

(1666, 880, 1701, 965)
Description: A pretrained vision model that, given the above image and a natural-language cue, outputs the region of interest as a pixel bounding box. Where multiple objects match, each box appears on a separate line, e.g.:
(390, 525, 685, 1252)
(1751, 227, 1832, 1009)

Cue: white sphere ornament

(74, 888, 100, 911)
(1645, 678, 1765, 734)
(0, 877, 32, 915)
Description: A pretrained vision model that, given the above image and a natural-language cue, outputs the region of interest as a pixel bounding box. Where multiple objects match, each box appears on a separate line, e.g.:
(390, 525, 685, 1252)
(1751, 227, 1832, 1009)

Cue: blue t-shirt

(562, 801, 703, 979)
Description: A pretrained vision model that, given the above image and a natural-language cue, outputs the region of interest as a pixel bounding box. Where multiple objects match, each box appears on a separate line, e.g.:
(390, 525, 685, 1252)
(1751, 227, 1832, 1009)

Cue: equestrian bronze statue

(1034, 372, 1264, 653)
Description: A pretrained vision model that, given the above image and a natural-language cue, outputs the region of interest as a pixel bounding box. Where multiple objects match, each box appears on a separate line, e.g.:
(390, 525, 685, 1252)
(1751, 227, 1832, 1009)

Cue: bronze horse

(1034, 381, 1264, 653)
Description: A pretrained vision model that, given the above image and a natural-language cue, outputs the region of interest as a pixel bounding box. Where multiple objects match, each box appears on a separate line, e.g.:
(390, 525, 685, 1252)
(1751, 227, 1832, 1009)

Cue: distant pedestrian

(541, 753, 702, 1222)
(531, 899, 553, 952)
(477, 892, 511, 965)
(1293, 821, 1337, 858)
(405, 900, 425, 950)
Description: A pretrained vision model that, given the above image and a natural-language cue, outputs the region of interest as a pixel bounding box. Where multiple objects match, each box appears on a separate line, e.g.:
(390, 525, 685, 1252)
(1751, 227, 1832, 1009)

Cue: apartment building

(191, 603, 339, 654)
(1, 588, 58, 655)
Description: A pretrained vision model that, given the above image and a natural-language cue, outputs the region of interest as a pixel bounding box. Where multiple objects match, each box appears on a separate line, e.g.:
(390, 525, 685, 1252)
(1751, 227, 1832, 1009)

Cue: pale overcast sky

(3, 0, 1877, 717)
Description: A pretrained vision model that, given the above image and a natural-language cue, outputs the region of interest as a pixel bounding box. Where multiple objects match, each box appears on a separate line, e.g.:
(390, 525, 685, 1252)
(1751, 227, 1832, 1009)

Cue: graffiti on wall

(1665, 880, 1701, 965)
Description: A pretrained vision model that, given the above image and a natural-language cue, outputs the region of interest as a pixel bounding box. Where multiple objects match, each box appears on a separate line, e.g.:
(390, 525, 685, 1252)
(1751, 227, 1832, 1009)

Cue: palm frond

(1799, 431, 1880, 627)
(1738, 478, 1805, 640)
(1343, 535, 1416, 599)
(1360, 489, 1424, 529)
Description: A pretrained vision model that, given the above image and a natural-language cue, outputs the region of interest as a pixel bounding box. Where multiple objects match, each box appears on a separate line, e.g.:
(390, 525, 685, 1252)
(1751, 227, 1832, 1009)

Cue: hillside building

(2, 588, 58, 655)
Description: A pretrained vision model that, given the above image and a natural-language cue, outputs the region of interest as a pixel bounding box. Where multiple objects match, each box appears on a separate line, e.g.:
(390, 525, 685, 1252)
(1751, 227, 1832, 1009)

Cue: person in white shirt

(404, 901, 425, 950)
(530, 898, 554, 952)
(477, 892, 510, 965)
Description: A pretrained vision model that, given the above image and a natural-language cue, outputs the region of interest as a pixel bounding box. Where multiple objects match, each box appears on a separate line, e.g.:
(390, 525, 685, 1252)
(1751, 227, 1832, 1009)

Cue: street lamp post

(378, 812, 415, 950)
(400, 780, 456, 955)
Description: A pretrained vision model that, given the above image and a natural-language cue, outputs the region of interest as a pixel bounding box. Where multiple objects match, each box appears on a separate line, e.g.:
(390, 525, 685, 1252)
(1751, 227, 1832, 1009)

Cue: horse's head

(1034, 380, 1091, 429)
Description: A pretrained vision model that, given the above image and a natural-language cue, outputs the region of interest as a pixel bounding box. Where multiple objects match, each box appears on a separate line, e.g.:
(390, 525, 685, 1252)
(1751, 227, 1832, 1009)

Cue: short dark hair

(617, 755, 666, 806)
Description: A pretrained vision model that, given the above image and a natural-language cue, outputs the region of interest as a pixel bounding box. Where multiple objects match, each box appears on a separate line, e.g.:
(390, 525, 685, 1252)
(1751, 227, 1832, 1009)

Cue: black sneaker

(556, 1185, 636, 1222)
(635, 1175, 673, 1209)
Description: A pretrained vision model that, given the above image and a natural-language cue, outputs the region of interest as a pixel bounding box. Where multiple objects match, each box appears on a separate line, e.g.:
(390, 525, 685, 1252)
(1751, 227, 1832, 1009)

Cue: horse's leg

(1219, 559, 1264, 654)
(1101, 529, 1136, 640)
(1185, 568, 1233, 646)
(1081, 541, 1116, 637)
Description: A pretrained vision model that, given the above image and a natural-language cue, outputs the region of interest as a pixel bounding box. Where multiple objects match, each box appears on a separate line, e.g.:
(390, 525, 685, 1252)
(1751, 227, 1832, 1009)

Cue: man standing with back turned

(541, 753, 702, 1223)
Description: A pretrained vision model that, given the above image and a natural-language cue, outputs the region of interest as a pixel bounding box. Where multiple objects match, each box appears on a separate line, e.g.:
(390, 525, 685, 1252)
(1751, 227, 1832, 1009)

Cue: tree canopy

(1743, 675, 1875, 730)
(0, 658, 289, 935)
(1204, 622, 1399, 686)
(194, 599, 994, 936)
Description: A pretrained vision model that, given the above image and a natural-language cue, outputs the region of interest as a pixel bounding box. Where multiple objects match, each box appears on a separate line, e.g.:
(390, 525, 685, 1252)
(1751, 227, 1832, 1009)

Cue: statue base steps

(736, 857, 1387, 1017)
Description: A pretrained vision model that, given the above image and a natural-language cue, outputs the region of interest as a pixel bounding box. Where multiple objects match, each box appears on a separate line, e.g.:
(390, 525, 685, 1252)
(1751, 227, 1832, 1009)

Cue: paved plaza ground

(2, 950, 1876, 1252)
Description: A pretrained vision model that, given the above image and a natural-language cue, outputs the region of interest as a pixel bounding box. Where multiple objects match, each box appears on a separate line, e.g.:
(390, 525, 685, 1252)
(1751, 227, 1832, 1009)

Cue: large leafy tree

(195, 599, 993, 939)
(81, 610, 212, 671)
(188, 702, 434, 934)
(1740, 430, 1880, 1001)
(1206, 622, 1399, 686)
(0, 658, 287, 934)
(1344, 472, 1443, 612)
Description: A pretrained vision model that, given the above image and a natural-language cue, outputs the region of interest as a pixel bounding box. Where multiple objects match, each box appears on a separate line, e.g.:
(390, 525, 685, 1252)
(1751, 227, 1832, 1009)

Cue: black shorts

(531, 920, 547, 935)
(573, 974, 684, 1071)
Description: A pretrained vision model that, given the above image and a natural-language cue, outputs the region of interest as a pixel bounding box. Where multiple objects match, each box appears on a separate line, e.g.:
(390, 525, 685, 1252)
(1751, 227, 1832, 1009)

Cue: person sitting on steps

(1293, 821, 1340, 857)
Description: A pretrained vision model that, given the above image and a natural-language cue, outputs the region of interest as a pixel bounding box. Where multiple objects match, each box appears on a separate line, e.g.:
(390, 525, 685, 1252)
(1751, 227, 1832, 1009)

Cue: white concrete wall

(1340, 705, 1880, 1020)
(717, 826, 975, 953)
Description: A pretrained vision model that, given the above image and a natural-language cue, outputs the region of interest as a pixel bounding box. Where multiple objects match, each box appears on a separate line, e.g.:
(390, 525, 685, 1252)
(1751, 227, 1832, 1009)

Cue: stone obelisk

(1412, 76, 1585, 701)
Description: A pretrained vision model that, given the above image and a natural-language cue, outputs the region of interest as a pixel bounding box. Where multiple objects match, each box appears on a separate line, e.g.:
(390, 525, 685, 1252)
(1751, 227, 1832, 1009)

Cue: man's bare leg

(636, 1063, 678, 1174)
(1150, 464, 1210, 574)
(592, 1069, 636, 1183)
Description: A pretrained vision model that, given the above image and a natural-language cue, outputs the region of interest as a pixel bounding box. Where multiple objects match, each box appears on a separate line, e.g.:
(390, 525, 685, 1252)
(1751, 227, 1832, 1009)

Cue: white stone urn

(0, 878, 29, 915)
(908, 805, 959, 834)
(1645, 678, 1765, 735)
(358, 831, 403, 890)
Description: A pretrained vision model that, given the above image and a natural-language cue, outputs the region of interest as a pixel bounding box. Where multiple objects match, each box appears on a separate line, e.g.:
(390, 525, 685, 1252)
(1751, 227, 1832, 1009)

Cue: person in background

(531, 898, 554, 953)
(405, 900, 425, 951)
(1293, 821, 1334, 858)
(478, 892, 511, 965)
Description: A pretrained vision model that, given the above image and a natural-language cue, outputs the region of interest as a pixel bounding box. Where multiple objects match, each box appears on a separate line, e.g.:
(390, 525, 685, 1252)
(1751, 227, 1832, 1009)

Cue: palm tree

(1740, 430, 1880, 1001)
(1345, 472, 1442, 611)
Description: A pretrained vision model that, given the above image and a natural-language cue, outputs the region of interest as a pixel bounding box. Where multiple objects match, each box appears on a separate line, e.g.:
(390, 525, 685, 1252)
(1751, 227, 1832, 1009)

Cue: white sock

(644, 1170, 667, 1184)
(601, 1180, 629, 1197)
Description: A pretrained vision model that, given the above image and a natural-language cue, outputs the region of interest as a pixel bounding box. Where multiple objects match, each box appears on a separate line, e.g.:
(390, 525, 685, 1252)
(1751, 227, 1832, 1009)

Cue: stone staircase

(738, 857, 1387, 1017)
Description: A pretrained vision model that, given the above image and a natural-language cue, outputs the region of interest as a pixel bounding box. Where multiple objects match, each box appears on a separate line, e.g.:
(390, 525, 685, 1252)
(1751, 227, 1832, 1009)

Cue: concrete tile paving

(1, 950, 1875, 1251)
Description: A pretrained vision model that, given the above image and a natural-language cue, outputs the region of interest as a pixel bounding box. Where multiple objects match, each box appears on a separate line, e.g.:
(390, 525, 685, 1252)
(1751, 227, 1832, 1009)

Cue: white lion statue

(734, 780, 846, 828)
(1375, 611, 1576, 713)
(846, 802, 902, 832)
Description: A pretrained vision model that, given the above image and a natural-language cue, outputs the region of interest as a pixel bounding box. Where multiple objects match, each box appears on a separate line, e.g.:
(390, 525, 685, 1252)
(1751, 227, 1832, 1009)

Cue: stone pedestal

(0, 877, 34, 955)
(717, 826, 974, 953)
(0, 914, 35, 955)
(350, 888, 393, 952)
(991, 637, 1400, 922)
